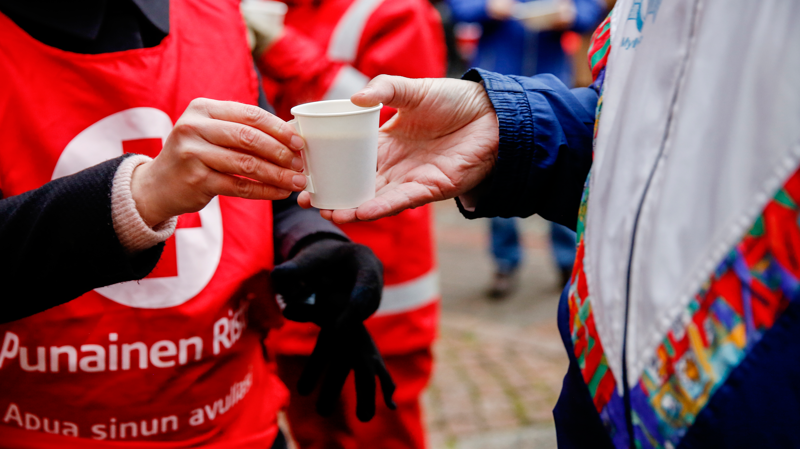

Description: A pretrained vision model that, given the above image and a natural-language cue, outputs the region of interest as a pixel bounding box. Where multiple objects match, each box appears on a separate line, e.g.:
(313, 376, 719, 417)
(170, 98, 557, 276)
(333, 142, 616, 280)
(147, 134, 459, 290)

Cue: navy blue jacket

(457, 68, 597, 230)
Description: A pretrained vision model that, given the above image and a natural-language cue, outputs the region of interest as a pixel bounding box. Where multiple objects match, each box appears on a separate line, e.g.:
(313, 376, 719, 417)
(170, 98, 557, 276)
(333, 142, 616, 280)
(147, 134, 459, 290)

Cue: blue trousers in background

(490, 217, 577, 274)
(550, 221, 578, 272)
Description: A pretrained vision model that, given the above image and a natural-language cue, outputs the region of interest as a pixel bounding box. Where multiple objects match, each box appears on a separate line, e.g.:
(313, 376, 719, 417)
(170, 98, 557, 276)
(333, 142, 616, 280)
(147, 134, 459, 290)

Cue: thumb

(351, 75, 426, 110)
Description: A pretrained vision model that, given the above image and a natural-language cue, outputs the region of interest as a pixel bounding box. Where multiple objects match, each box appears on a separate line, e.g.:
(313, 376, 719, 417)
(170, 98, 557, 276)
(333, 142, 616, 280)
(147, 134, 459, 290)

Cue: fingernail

(290, 135, 305, 150)
(291, 156, 304, 171)
(292, 174, 307, 189)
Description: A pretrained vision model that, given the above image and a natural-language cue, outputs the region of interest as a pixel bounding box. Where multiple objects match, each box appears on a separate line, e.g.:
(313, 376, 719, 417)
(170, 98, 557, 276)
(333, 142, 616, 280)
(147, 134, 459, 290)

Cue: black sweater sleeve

(0, 154, 163, 323)
(272, 193, 349, 264)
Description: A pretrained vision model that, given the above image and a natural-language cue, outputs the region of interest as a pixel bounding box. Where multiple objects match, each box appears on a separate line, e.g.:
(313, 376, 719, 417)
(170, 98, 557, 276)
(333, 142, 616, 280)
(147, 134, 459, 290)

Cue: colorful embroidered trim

(569, 11, 635, 447)
(627, 169, 800, 449)
(588, 12, 612, 82)
(568, 12, 622, 443)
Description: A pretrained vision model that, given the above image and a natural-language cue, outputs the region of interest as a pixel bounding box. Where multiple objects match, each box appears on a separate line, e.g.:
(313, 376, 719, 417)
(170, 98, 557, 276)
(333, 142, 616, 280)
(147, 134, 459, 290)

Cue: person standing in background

(447, 0, 605, 298)
(245, 1, 446, 448)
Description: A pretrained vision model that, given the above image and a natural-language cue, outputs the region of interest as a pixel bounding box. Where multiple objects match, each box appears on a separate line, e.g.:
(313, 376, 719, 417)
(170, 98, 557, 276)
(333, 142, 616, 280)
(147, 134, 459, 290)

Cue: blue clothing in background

(491, 218, 577, 274)
(451, 0, 603, 274)
(447, 0, 605, 84)
(490, 217, 522, 274)
(550, 221, 577, 270)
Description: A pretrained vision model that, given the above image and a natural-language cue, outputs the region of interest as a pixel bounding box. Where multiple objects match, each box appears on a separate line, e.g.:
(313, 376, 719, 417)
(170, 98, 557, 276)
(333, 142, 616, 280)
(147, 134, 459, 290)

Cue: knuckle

(235, 177, 254, 198)
(237, 126, 258, 149)
(176, 142, 200, 162)
(277, 165, 295, 185)
(185, 167, 208, 189)
(244, 104, 263, 123)
(276, 145, 292, 164)
(172, 122, 197, 139)
(238, 154, 258, 175)
(189, 97, 210, 112)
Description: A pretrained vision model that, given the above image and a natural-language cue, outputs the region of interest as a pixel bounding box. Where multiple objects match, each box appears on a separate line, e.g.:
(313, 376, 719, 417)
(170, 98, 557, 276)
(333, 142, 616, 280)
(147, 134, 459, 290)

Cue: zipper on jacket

(619, 0, 703, 444)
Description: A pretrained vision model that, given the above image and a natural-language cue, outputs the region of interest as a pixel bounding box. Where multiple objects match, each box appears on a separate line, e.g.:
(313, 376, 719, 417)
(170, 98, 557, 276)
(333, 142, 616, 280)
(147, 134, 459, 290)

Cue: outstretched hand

(297, 75, 499, 223)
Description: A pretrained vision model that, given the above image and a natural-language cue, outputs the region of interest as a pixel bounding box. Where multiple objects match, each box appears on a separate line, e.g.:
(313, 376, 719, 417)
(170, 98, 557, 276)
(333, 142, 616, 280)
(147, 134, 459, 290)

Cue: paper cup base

(310, 199, 361, 210)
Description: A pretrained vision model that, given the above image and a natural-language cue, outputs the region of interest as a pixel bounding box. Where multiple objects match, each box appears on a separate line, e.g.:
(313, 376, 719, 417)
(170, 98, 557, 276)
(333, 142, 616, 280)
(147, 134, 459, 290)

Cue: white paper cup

(289, 100, 382, 210)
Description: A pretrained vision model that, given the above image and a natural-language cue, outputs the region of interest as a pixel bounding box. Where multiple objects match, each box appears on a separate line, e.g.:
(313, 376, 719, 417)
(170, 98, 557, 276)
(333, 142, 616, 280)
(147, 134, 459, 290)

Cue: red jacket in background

(258, 0, 447, 357)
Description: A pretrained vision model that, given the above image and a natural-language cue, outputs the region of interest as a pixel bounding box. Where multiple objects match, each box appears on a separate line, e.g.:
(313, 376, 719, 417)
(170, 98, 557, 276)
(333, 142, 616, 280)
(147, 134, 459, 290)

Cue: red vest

(264, 0, 444, 357)
(0, 1, 287, 447)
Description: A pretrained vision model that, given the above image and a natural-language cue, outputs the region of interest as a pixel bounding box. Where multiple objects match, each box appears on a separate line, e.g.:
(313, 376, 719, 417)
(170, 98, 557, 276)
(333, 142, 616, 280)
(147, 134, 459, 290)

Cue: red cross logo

(122, 138, 202, 278)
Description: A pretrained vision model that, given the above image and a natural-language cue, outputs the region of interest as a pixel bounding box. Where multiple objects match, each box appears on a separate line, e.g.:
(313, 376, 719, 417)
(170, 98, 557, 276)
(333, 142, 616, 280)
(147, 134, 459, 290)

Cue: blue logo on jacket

(628, 0, 662, 32)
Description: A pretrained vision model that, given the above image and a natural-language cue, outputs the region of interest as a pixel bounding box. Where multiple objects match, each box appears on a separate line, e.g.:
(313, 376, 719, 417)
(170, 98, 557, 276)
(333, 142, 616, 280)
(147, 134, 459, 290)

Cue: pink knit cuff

(111, 155, 178, 254)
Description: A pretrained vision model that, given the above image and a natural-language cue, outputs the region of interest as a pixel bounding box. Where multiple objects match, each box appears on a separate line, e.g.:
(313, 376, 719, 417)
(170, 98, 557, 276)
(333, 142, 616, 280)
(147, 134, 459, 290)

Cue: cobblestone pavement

(425, 202, 570, 449)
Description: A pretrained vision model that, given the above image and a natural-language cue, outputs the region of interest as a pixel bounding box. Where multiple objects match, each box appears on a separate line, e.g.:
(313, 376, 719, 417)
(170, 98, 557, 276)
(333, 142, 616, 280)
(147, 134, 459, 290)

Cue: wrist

(130, 160, 173, 227)
(290, 233, 350, 260)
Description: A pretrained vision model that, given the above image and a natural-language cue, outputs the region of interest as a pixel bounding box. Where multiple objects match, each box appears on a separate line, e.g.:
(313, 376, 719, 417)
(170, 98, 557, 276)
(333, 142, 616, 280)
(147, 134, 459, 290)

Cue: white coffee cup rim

(291, 99, 383, 118)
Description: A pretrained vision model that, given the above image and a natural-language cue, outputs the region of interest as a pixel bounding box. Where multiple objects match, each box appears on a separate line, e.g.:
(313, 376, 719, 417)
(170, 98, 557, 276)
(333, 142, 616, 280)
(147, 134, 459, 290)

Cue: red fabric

(257, 0, 447, 122)
(259, 3, 444, 447)
(262, 0, 448, 353)
(277, 349, 433, 449)
(0, 1, 288, 446)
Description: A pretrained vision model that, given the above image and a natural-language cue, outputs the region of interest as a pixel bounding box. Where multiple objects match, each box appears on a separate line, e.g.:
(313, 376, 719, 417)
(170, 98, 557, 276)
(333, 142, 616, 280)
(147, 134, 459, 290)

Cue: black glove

(271, 238, 396, 422)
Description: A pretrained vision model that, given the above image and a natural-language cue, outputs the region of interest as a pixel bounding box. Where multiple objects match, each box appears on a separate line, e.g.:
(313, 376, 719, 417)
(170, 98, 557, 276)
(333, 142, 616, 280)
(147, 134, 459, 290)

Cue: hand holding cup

(297, 75, 500, 224)
(131, 98, 307, 227)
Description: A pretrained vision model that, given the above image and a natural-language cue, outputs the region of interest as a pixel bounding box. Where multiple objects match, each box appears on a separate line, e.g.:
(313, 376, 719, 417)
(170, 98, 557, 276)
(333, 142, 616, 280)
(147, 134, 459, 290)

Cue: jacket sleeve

(256, 26, 342, 119)
(456, 68, 597, 230)
(0, 155, 163, 323)
(446, 0, 492, 24)
(272, 193, 349, 263)
(257, 0, 446, 123)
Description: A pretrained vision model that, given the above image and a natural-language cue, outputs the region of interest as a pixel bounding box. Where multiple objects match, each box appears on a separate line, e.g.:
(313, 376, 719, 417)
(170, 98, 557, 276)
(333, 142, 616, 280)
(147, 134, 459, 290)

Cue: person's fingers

(347, 245, 383, 320)
(199, 145, 306, 191)
(328, 208, 359, 224)
(351, 75, 427, 111)
(188, 98, 305, 151)
(357, 182, 438, 221)
(375, 360, 397, 411)
(322, 182, 434, 224)
(356, 325, 395, 411)
(297, 191, 313, 209)
(298, 326, 336, 396)
(316, 356, 351, 417)
(204, 171, 293, 201)
(271, 260, 316, 304)
(188, 117, 304, 170)
(352, 352, 377, 422)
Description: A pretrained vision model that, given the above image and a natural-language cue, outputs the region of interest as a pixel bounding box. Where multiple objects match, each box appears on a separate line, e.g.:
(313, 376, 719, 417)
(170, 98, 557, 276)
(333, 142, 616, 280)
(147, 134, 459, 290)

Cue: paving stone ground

(424, 202, 569, 449)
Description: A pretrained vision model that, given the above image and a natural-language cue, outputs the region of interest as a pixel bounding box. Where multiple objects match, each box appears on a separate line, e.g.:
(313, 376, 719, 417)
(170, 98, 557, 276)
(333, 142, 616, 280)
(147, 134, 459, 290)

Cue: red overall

(257, 1, 446, 447)
(0, 1, 288, 447)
